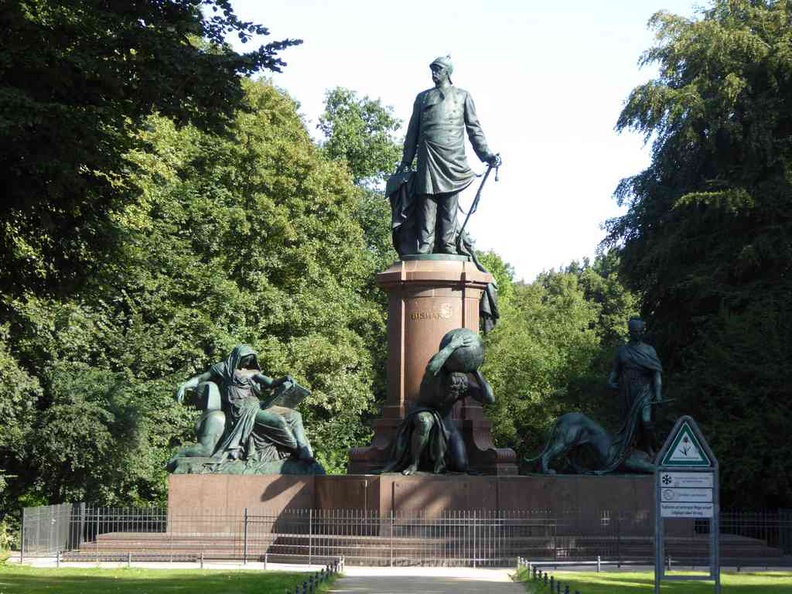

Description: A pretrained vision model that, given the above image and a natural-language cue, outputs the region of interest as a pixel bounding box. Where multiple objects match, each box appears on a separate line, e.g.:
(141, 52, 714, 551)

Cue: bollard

(127, 551, 132, 568)
(56, 550, 61, 568)
(550, 575, 554, 590)
(200, 551, 204, 570)
(597, 554, 601, 573)
(543, 572, 548, 586)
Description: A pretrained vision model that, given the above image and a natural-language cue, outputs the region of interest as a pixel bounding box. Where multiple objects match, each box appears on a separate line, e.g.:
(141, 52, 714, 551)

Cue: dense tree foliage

(483, 253, 638, 463)
(0, 0, 299, 299)
(608, 0, 792, 507)
(316, 88, 404, 418)
(318, 88, 402, 273)
(318, 88, 403, 188)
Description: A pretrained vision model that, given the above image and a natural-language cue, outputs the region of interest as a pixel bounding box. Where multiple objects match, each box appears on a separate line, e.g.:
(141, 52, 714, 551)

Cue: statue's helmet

(430, 55, 454, 83)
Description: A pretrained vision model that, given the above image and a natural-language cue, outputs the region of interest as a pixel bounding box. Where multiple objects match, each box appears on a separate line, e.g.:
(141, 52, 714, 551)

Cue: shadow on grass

(0, 566, 332, 594)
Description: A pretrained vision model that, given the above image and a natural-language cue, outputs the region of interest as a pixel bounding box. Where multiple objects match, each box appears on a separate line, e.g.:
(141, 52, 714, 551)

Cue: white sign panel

(661, 488, 713, 503)
(660, 472, 713, 489)
(660, 502, 714, 518)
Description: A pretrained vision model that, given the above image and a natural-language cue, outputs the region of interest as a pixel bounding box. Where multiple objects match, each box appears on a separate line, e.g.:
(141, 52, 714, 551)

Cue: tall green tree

(608, 0, 792, 507)
(318, 88, 402, 188)
(317, 87, 402, 273)
(0, 0, 299, 299)
(316, 87, 404, 422)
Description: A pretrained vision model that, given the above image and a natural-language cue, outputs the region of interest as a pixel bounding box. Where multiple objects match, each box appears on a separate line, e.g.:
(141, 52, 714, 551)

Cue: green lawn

(0, 566, 336, 594)
(518, 568, 792, 593)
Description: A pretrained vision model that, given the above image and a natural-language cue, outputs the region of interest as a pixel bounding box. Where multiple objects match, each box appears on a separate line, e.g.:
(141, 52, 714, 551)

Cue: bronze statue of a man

(608, 318, 663, 457)
(397, 56, 501, 254)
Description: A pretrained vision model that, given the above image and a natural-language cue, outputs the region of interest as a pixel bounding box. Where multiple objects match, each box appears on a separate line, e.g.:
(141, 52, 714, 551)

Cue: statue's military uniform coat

(403, 85, 493, 195)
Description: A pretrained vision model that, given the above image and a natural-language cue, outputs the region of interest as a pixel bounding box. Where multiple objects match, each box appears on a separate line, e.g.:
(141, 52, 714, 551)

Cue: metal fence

(20, 503, 83, 557)
(20, 504, 792, 567)
(719, 510, 792, 555)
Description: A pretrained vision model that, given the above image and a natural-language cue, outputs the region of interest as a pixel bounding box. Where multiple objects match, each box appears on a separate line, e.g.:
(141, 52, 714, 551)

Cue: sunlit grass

(0, 565, 336, 593)
(517, 568, 792, 593)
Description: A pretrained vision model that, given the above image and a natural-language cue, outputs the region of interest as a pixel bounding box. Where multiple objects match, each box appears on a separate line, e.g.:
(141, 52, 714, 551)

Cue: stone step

(60, 531, 784, 564)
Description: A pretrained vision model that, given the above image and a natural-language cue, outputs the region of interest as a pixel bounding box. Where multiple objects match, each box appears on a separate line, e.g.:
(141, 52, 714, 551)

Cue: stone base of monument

(168, 472, 653, 531)
(59, 472, 745, 564)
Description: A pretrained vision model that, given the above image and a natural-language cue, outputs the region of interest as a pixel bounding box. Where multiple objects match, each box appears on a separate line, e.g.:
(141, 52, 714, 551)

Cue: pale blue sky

(231, 0, 702, 281)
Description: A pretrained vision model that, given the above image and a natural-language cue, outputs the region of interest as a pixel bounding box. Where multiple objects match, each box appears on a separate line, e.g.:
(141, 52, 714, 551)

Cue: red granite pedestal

(347, 256, 517, 475)
(169, 473, 653, 532)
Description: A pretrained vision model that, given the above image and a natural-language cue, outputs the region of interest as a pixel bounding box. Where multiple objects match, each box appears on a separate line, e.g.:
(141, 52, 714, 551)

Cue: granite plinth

(169, 473, 653, 524)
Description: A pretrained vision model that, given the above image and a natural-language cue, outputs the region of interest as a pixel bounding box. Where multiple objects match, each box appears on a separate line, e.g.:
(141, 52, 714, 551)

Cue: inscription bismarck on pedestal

(348, 257, 517, 475)
(410, 303, 453, 320)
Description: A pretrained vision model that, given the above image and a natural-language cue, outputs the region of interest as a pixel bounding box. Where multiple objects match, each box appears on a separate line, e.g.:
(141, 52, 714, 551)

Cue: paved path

(330, 567, 525, 593)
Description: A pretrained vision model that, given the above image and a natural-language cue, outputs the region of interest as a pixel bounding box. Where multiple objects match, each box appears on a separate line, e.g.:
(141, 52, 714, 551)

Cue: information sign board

(660, 502, 714, 518)
(654, 416, 720, 594)
(661, 487, 713, 503)
(660, 472, 713, 489)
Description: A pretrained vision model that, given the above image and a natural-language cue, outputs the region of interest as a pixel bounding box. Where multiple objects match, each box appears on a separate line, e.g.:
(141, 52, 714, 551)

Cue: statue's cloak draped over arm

(622, 343, 662, 373)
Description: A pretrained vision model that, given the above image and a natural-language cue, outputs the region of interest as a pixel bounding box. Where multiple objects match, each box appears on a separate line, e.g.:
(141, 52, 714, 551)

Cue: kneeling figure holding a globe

(382, 328, 495, 475)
